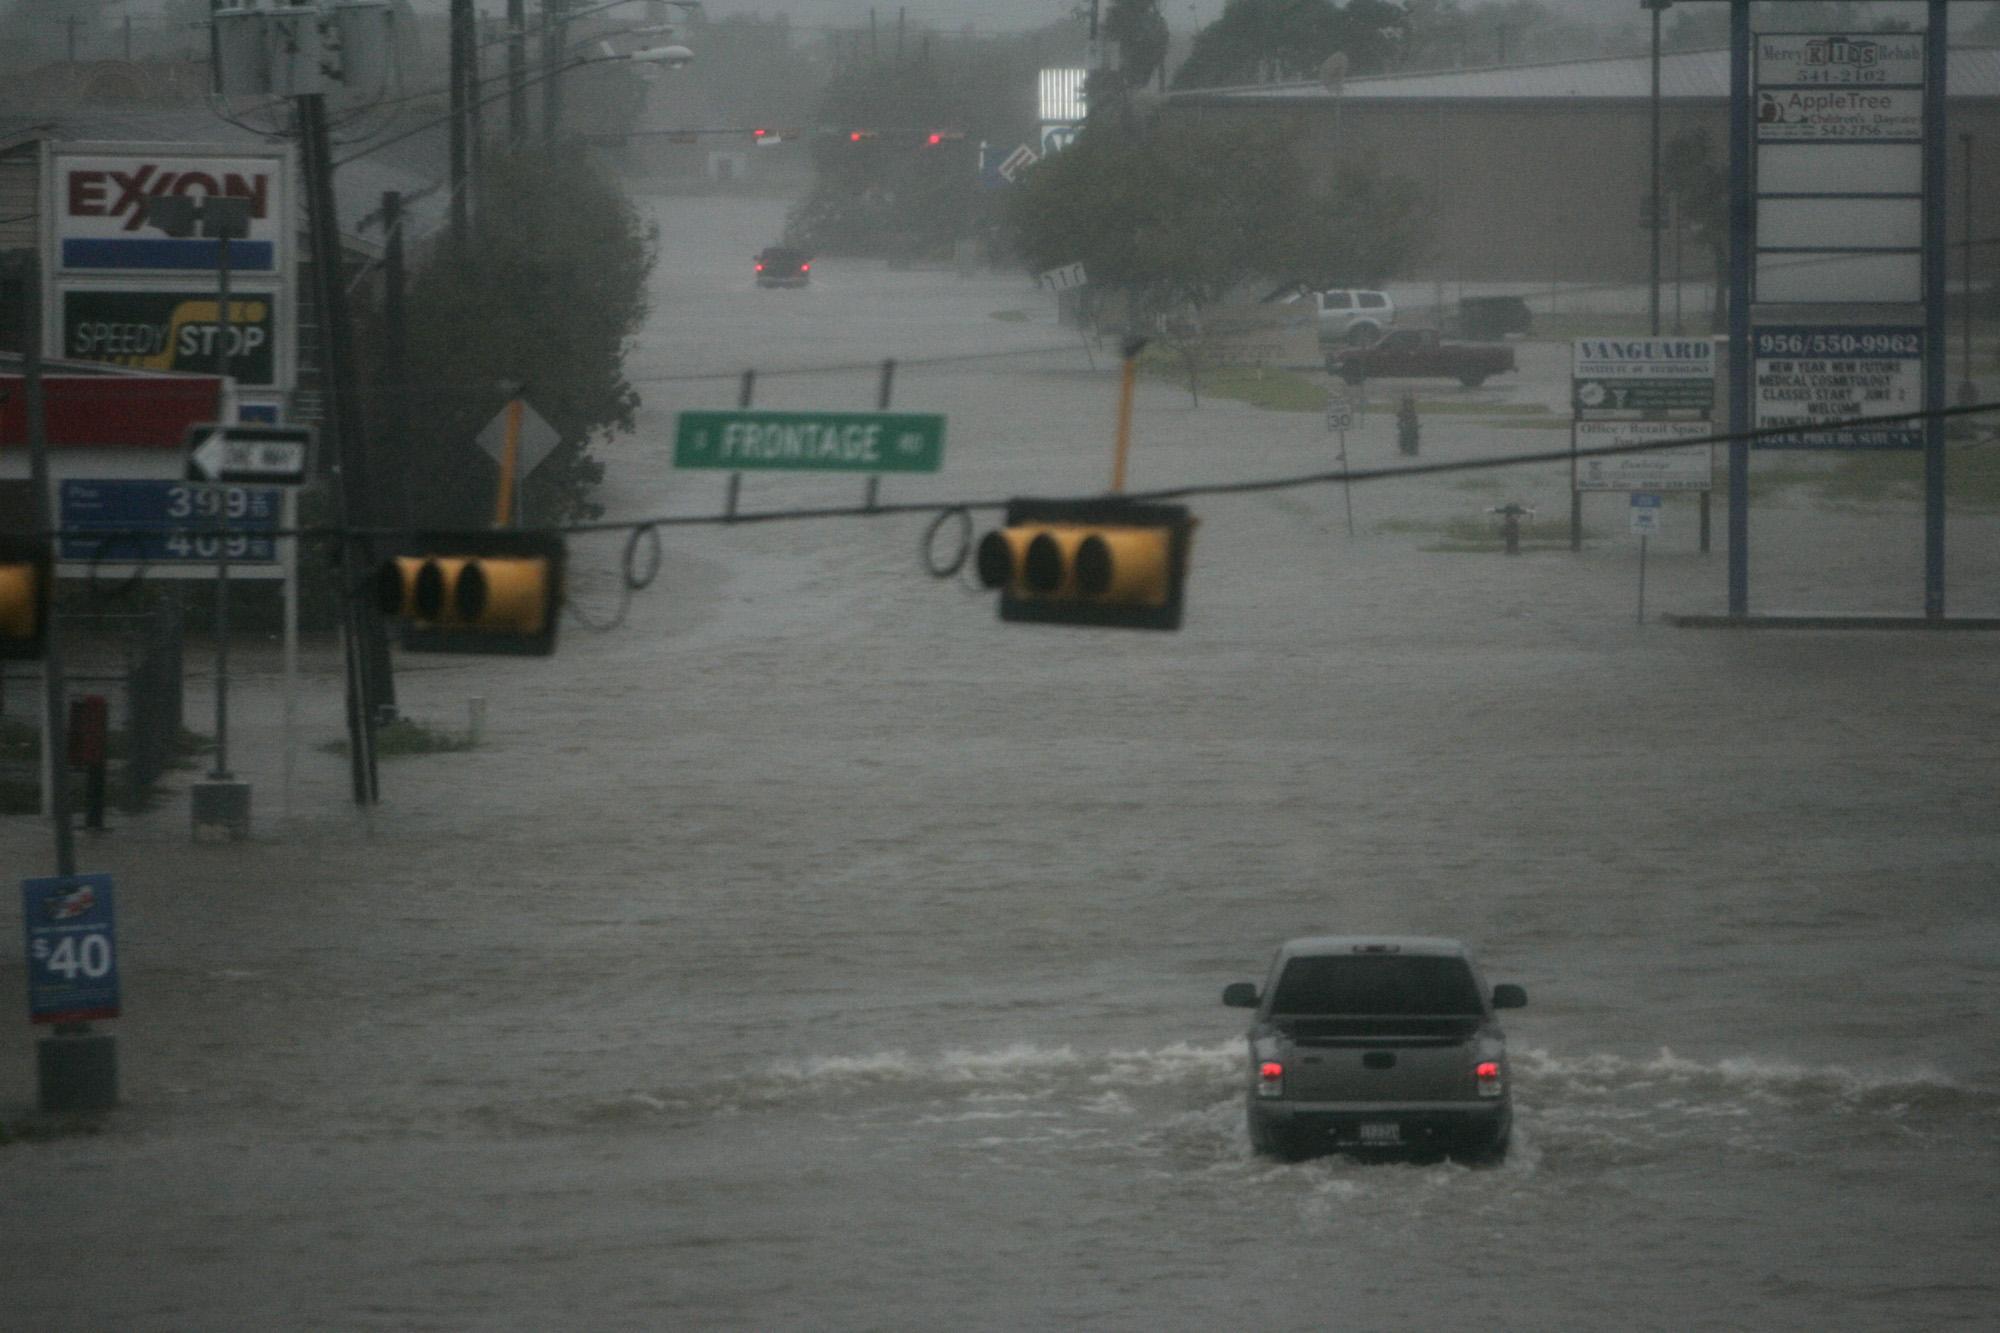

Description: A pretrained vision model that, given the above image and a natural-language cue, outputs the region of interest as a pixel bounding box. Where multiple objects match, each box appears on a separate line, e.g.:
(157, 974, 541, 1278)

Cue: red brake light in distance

(1475, 1060, 1503, 1097)
(800, 262, 809, 272)
(754, 262, 764, 271)
(1257, 1060, 1284, 1098)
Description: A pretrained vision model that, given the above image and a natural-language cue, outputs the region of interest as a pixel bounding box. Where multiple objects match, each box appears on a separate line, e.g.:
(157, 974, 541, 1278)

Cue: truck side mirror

(1221, 982, 1259, 1008)
(1491, 983, 1527, 1010)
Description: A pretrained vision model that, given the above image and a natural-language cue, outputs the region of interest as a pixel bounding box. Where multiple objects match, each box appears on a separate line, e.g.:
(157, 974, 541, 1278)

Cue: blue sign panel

(61, 238, 276, 272)
(22, 874, 120, 1024)
(59, 479, 280, 564)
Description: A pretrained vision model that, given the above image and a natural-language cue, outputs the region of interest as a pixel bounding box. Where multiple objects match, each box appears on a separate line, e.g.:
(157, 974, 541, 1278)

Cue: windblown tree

(1103, 0, 1171, 92)
(1005, 115, 1425, 323)
(364, 152, 657, 528)
(1662, 128, 1729, 330)
(1173, 0, 1410, 89)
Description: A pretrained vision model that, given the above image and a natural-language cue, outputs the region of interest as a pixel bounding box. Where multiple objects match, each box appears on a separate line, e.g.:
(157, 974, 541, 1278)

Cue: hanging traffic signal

(975, 498, 1194, 630)
(0, 533, 51, 660)
(375, 531, 564, 656)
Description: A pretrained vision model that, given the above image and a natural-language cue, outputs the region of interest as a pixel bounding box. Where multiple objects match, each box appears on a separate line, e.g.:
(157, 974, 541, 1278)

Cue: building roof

(1172, 46, 2000, 107)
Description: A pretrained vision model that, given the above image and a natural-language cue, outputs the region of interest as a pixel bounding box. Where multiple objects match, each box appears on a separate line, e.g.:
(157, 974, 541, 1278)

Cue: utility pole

(382, 190, 413, 527)
(299, 94, 384, 804)
(1644, 0, 1671, 338)
(508, 0, 528, 149)
(543, 0, 569, 145)
(450, 0, 472, 243)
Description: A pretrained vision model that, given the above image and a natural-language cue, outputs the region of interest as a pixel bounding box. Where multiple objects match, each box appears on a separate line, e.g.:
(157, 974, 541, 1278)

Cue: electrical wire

(35, 398, 2000, 628)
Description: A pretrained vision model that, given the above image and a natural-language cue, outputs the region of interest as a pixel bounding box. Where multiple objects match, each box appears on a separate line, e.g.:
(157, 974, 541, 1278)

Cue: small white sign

(1039, 263, 1087, 292)
(184, 422, 313, 485)
(1630, 493, 1663, 536)
(1575, 421, 1714, 492)
(1756, 33, 1925, 89)
(1756, 87, 1923, 141)
(1325, 398, 1354, 433)
(998, 144, 1038, 183)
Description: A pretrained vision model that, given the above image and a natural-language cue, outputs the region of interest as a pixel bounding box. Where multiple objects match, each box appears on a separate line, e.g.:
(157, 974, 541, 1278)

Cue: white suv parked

(1264, 284, 1396, 347)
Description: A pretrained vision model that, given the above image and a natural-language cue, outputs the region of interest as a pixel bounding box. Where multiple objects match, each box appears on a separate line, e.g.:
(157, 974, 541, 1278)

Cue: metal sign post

(1326, 393, 1358, 537)
(1631, 493, 1663, 625)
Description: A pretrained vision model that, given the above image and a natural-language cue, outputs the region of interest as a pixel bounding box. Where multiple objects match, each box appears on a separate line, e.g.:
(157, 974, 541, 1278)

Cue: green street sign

(674, 410, 946, 473)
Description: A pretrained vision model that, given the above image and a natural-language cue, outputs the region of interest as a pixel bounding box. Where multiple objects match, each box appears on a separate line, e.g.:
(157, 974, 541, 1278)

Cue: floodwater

(3, 194, 1997, 1331)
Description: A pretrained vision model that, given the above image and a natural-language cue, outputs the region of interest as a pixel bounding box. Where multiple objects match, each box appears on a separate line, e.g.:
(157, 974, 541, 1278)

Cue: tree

(1104, 0, 1171, 91)
(1264, 156, 1426, 288)
(1662, 128, 1728, 331)
(1173, 0, 1410, 90)
(358, 151, 657, 529)
(1006, 114, 1425, 324)
(787, 45, 1008, 259)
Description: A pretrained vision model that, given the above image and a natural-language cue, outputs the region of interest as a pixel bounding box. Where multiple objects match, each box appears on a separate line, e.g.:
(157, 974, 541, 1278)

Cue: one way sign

(185, 423, 314, 486)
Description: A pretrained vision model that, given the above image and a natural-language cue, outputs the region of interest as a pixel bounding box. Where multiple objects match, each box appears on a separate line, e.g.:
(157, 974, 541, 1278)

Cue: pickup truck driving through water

(1223, 936, 1528, 1163)
(1326, 327, 1518, 387)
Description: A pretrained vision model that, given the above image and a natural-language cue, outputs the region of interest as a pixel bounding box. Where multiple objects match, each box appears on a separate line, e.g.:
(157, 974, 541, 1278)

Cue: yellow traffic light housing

(976, 499, 1194, 630)
(0, 533, 52, 660)
(375, 532, 564, 655)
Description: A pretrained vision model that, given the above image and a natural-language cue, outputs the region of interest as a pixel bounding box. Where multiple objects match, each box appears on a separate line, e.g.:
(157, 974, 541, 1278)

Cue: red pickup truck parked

(1326, 328, 1517, 388)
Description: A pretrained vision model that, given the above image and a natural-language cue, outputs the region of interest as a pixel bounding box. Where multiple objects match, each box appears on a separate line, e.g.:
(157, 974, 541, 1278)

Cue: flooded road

(4, 193, 1998, 1331)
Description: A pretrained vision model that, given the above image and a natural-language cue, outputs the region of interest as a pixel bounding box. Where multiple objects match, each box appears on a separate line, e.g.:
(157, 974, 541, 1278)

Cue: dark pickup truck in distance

(1327, 327, 1517, 387)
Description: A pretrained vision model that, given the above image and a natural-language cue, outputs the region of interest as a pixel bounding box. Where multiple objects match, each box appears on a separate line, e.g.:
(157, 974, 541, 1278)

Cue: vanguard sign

(52, 146, 288, 273)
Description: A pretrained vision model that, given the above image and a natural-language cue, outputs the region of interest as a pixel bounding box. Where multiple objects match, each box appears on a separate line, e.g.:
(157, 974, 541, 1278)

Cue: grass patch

(989, 309, 1030, 323)
(319, 717, 478, 758)
(1526, 312, 1669, 341)
(1377, 513, 1596, 551)
(1138, 349, 1329, 412)
(1748, 442, 2000, 510)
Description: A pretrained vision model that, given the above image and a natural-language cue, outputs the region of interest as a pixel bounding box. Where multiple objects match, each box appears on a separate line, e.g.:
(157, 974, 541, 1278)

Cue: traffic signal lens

(975, 530, 1017, 589)
(1075, 530, 1169, 604)
(455, 557, 551, 633)
(1024, 531, 1066, 592)
(0, 562, 39, 643)
(415, 557, 454, 619)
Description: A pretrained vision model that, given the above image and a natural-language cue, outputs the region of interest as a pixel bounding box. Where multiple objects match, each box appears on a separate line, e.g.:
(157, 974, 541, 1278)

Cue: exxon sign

(54, 148, 287, 274)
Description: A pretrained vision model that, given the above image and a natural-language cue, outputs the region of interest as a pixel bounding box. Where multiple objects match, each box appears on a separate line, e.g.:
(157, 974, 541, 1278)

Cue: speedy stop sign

(21, 874, 120, 1024)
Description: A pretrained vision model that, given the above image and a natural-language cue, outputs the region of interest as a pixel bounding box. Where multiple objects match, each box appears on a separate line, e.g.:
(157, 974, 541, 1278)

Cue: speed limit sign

(1326, 395, 1359, 433)
(21, 874, 120, 1024)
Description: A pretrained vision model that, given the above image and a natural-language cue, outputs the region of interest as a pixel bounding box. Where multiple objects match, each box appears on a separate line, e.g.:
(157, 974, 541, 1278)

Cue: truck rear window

(1270, 955, 1482, 1016)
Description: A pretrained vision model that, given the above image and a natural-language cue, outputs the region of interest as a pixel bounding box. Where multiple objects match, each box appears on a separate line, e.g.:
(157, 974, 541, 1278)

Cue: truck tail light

(1257, 1061, 1284, 1098)
(1475, 1060, 1503, 1098)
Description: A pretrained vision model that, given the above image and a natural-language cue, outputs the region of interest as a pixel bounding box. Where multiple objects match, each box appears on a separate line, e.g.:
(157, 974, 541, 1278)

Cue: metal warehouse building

(1166, 47, 2000, 289)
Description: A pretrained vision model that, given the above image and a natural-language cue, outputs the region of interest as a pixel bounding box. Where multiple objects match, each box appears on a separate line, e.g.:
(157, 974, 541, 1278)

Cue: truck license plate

(1357, 1123, 1401, 1145)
